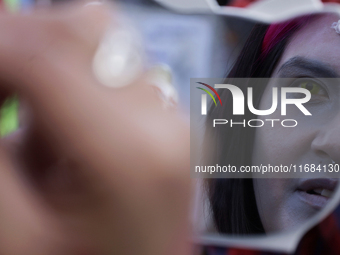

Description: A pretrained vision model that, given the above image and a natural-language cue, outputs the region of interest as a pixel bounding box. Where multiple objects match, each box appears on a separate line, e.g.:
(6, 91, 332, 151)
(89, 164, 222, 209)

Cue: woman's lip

(296, 190, 329, 210)
(297, 178, 338, 192)
(296, 178, 338, 210)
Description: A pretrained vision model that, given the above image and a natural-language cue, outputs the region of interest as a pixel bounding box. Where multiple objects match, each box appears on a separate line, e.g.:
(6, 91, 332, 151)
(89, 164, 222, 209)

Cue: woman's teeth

(313, 189, 333, 198)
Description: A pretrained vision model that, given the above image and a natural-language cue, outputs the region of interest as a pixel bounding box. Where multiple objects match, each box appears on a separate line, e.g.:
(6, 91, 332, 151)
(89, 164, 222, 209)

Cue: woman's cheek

(253, 179, 298, 232)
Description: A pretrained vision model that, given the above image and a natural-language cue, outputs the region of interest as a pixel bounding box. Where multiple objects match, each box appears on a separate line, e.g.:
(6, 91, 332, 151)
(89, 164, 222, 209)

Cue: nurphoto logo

(196, 82, 312, 128)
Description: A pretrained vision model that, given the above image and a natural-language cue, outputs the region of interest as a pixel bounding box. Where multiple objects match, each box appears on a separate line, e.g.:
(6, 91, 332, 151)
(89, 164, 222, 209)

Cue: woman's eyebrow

(277, 56, 340, 78)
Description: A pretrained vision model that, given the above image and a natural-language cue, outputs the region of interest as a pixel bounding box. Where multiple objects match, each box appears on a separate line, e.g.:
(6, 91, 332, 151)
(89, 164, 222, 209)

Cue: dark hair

(206, 22, 309, 235)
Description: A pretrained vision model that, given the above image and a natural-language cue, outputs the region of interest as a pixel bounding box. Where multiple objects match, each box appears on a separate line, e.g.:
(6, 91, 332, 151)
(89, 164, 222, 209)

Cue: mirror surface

(188, 9, 340, 249)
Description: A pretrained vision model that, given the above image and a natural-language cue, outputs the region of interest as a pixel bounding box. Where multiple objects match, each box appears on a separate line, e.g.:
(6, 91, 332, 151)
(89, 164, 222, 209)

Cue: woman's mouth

(310, 188, 333, 198)
(297, 178, 338, 210)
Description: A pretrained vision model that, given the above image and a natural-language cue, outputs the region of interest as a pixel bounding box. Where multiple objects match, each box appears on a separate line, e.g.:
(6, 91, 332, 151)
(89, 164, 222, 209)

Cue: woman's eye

(299, 81, 325, 96)
(289, 79, 329, 100)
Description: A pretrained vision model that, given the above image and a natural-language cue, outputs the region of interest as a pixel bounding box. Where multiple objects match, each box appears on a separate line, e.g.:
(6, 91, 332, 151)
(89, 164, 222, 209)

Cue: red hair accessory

(261, 16, 312, 58)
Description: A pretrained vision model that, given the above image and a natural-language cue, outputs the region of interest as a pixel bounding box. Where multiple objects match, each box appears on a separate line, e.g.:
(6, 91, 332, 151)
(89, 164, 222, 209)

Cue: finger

(0, 146, 64, 255)
(0, 2, 111, 86)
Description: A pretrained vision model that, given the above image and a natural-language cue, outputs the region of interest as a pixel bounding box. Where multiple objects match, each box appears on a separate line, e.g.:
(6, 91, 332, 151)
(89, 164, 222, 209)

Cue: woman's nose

(311, 117, 340, 163)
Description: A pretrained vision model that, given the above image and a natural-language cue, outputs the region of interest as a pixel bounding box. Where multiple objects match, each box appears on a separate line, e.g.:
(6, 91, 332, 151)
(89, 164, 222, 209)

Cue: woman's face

(252, 14, 340, 233)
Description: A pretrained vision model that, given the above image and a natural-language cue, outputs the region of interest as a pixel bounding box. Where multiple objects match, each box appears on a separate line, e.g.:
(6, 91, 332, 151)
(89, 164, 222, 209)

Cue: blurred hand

(0, 4, 190, 255)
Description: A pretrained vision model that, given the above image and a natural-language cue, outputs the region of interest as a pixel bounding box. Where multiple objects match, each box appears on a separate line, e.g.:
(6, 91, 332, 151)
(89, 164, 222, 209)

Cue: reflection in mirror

(216, 0, 340, 8)
(191, 11, 340, 239)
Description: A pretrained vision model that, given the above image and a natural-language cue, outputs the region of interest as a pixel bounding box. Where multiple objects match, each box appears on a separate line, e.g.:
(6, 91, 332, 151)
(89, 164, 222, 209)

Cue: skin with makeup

(253, 14, 340, 233)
